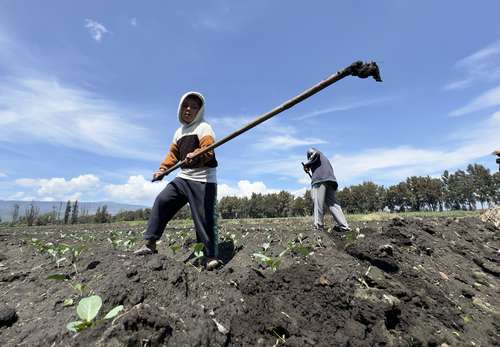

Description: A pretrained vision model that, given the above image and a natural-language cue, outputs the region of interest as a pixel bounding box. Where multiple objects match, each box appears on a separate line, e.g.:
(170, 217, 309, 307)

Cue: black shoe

(332, 225, 351, 233)
(133, 241, 157, 255)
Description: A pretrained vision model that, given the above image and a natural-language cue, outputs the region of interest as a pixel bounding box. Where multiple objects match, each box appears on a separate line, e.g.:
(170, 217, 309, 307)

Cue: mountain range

(0, 200, 148, 222)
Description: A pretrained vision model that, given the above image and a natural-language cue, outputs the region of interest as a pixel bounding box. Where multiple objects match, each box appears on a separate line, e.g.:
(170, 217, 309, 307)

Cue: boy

(135, 91, 220, 270)
(302, 148, 350, 232)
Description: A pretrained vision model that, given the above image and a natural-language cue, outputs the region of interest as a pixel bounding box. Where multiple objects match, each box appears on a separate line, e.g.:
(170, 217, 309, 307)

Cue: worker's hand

(301, 162, 310, 174)
(152, 170, 166, 182)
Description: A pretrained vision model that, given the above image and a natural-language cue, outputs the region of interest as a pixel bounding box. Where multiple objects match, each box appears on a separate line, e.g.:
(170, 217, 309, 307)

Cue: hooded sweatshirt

(159, 92, 218, 183)
(303, 148, 337, 186)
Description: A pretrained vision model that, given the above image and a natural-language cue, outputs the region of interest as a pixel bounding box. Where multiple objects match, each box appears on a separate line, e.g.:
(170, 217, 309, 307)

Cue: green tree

(467, 164, 495, 208)
(303, 190, 313, 216)
(94, 205, 111, 223)
(386, 182, 412, 212)
(219, 196, 240, 219)
(71, 200, 79, 224)
(11, 203, 20, 226)
(291, 196, 308, 216)
(25, 202, 40, 227)
(64, 200, 71, 224)
(276, 191, 294, 217)
(493, 172, 500, 204)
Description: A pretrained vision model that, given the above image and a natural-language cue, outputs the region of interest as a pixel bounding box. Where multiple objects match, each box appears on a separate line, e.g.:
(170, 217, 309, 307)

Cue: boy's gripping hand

(183, 150, 202, 168)
(184, 152, 197, 166)
(152, 169, 166, 182)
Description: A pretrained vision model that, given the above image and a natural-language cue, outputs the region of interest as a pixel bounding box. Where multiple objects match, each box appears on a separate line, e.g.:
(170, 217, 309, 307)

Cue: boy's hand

(185, 152, 195, 164)
(152, 170, 166, 182)
(184, 151, 201, 167)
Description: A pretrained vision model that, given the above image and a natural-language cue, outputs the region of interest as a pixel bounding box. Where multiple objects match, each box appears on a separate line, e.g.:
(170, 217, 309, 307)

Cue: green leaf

(269, 259, 281, 271)
(278, 249, 288, 258)
(193, 243, 205, 258)
(77, 295, 102, 322)
(296, 245, 312, 257)
(47, 273, 69, 281)
(71, 283, 85, 295)
(103, 305, 124, 320)
(66, 321, 82, 332)
(253, 253, 271, 262)
(63, 298, 74, 307)
(66, 320, 89, 332)
(170, 244, 181, 254)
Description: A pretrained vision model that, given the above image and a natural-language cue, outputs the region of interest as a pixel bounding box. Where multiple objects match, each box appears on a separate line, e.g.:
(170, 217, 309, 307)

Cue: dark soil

(0, 216, 499, 346)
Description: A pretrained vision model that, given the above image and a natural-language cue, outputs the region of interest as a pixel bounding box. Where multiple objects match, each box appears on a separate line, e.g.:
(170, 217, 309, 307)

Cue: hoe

(152, 60, 382, 182)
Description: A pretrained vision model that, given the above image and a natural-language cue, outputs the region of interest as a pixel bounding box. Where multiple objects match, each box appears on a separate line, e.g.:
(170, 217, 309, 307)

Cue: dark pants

(144, 177, 218, 257)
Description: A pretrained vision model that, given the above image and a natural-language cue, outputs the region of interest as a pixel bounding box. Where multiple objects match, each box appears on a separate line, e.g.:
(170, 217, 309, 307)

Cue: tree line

(220, 163, 499, 217)
(5, 200, 154, 226)
(3, 163, 498, 226)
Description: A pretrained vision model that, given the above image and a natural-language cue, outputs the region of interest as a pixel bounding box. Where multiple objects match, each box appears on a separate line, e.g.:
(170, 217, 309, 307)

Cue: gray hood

(177, 91, 205, 127)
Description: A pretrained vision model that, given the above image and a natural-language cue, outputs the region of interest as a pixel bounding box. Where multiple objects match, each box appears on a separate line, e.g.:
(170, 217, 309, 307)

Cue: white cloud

(0, 77, 159, 160)
(8, 192, 32, 201)
(211, 115, 326, 151)
(13, 174, 100, 200)
(445, 41, 500, 90)
(295, 98, 388, 120)
(85, 19, 109, 42)
(333, 112, 499, 183)
(130, 18, 138, 27)
(209, 115, 253, 135)
(254, 134, 326, 150)
(245, 154, 308, 182)
(248, 111, 500, 186)
(449, 85, 500, 116)
(0, 171, 6, 178)
(218, 180, 279, 198)
(104, 175, 166, 205)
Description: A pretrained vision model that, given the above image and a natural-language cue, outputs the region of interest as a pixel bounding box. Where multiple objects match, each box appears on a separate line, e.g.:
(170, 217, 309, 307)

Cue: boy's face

(180, 96, 201, 124)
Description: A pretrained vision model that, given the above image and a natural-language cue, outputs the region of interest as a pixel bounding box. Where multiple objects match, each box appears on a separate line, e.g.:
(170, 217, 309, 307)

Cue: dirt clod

(0, 307, 17, 327)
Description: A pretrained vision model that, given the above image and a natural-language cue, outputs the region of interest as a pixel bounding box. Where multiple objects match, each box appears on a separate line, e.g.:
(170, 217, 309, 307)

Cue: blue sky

(0, 1, 499, 205)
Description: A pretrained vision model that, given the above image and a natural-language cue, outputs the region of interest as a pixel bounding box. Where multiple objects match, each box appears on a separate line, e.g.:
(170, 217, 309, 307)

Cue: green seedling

(169, 243, 181, 254)
(47, 274, 87, 298)
(252, 253, 282, 272)
(192, 242, 205, 259)
(285, 233, 313, 257)
(123, 237, 138, 250)
(107, 235, 123, 249)
(66, 295, 123, 333)
(286, 241, 312, 257)
(185, 242, 206, 272)
(30, 239, 85, 267)
(463, 315, 473, 324)
(70, 282, 87, 297)
(47, 273, 70, 281)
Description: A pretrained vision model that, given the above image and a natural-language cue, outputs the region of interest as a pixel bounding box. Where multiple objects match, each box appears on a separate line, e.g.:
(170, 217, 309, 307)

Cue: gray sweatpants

(312, 181, 349, 229)
(144, 177, 218, 257)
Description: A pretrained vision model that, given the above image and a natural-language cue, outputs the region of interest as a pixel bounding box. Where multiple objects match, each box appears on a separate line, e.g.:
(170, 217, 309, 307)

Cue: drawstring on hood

(177, 91, 205, 127)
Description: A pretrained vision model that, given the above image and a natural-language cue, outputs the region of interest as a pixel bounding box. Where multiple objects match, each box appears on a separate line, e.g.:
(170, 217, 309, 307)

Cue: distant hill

(0, 200, 148, 222)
